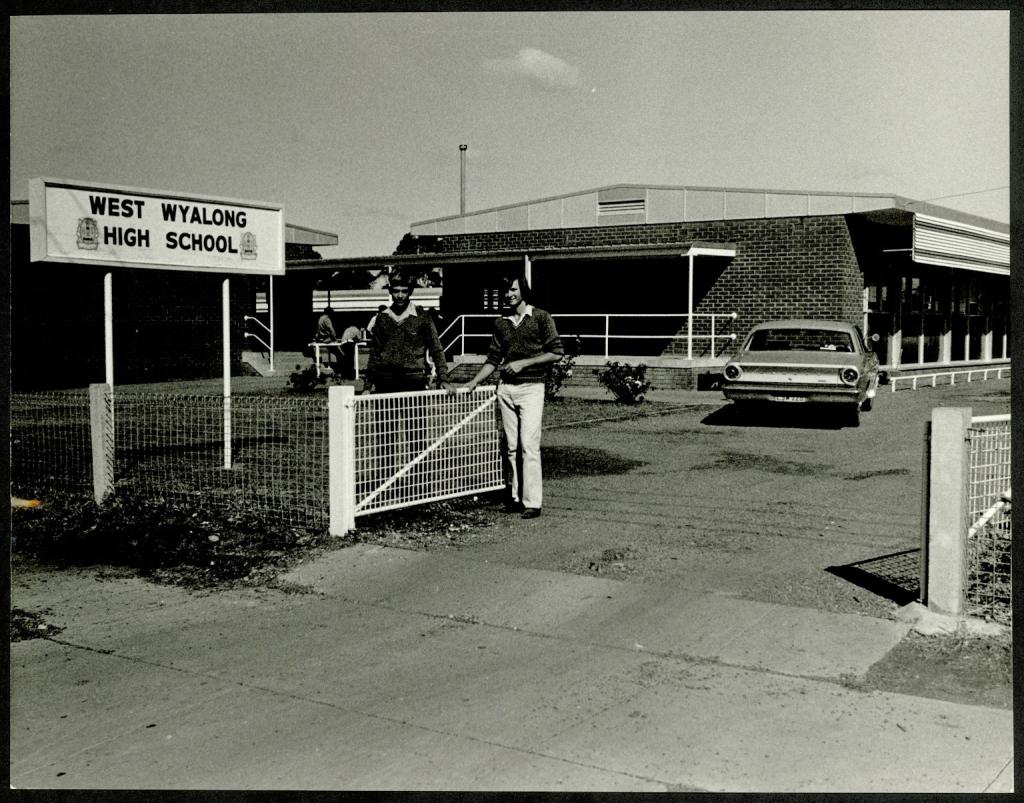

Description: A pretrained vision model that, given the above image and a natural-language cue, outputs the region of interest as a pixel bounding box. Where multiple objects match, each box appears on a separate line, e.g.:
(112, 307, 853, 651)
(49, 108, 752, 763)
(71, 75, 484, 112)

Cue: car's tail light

(839, 366, 859, 385)
(724, 363, 742, 381)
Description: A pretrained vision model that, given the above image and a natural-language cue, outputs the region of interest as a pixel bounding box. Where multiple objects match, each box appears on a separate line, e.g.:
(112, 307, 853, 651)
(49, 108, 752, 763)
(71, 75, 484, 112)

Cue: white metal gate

(329, 386, 504, 533)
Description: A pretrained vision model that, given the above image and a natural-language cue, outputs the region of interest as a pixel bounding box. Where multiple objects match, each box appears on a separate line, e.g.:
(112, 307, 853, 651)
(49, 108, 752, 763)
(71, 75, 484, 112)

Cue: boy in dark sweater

(461, 275, 563, 518)
(364, 274, 453, 394)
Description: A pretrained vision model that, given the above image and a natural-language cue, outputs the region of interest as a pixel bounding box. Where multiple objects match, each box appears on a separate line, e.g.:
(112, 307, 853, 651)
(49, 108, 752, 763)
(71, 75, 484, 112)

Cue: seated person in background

(313, 306, 344, 372)
(337, 324, 363, 380)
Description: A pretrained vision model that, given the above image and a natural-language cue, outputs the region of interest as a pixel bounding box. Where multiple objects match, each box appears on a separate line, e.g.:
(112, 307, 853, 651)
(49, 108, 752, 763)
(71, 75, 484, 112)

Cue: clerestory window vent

(597, 198, 646, 218)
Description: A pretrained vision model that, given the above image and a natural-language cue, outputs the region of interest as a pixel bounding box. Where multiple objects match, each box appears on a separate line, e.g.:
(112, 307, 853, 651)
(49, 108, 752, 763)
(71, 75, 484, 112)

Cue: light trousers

(497, 381, 545, 510)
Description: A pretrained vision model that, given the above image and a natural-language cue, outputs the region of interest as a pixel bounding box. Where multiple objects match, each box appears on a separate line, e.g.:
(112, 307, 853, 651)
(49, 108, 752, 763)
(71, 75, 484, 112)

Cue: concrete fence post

(89, 383, 114, 504)
(328, 384, 356, 535)
(925, 406, 971, 615)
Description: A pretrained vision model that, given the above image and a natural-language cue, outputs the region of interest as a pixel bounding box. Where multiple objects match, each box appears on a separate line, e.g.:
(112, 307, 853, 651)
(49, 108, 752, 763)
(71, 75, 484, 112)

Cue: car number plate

(770, 395, 807, 403)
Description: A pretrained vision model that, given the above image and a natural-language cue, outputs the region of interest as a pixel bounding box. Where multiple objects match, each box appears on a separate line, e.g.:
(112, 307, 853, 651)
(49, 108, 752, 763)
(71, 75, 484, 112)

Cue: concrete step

(242, 351, 312, 377)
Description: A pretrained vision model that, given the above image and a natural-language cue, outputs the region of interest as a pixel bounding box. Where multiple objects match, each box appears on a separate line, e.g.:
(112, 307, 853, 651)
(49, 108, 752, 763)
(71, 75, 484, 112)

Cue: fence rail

(439, 312, 738, 360)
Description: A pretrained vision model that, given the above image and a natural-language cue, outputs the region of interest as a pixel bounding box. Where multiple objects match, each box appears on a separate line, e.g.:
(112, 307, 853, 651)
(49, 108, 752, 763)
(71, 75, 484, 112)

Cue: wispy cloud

(484, 47, 581, 90)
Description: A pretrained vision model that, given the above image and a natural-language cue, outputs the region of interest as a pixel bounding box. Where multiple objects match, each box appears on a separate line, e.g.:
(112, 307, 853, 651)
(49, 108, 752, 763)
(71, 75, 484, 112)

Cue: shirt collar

(505, 304, 534, 326)
(387, 304, 418, 323)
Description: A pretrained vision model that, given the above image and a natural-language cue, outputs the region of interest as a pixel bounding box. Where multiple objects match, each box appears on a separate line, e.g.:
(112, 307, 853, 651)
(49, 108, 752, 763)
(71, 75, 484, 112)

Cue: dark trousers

(338, 341, 356, 380)
(372, 376, 426, 393)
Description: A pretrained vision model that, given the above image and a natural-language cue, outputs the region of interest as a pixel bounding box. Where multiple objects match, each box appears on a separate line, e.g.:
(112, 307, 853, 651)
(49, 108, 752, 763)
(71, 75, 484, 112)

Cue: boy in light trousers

(461, 275, 563, 518)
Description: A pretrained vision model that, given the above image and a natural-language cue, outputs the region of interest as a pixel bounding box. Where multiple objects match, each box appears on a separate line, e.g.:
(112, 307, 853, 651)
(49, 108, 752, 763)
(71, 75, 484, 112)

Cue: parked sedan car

(722, 319, 880, 425)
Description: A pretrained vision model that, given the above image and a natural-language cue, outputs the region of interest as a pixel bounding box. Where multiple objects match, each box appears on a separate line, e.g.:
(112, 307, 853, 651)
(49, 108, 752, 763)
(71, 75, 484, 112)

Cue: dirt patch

(11, 489, 509, 592)
(11, 492, 336, 591)
(842, 468, 912, 481)
(855, 631, 1012, 710)
(571, 545, 640, 578)
(345, 493, 505, 551)
(543, 445, 647, 479)
(692, 451, 828, 475)
(10, 607, 65, 641)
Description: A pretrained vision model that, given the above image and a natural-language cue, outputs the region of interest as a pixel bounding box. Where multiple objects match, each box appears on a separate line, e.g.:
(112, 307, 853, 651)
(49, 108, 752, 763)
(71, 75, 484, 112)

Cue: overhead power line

(904, 186, 1009, 205)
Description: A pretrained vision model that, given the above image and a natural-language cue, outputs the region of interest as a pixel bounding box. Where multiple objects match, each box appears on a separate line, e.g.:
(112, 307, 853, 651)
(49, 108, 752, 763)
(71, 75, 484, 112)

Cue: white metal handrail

(441, 312, 738, 359)
(243, 314, 274, 372)
(244, 314, 271, 338)
(244, 331, 271, 351)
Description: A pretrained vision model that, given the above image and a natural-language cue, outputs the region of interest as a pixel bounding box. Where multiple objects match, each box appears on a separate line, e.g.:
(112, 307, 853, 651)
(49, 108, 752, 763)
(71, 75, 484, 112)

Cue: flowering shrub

(597, 361, 651, 404)
(546, 335, 581, 401)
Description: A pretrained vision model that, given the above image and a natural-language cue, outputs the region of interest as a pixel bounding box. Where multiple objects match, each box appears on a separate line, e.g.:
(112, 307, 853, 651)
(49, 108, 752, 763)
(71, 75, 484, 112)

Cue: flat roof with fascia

(285, 240, 737, 272)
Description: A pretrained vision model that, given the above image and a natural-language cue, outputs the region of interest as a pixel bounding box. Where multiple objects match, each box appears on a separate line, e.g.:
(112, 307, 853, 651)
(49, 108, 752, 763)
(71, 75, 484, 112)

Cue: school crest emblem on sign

(76, 217, 99, 250)
(240, 232, 257, 260)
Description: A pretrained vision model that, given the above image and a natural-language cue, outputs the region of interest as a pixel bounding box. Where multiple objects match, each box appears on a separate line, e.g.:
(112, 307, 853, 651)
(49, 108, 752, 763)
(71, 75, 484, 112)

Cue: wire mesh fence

(113, 393, 330, 530)
(11, 385, 504, 534)
(11, 391, 94, 499)
(965, 414, 1011, 624)
(352, 387, 504, 518)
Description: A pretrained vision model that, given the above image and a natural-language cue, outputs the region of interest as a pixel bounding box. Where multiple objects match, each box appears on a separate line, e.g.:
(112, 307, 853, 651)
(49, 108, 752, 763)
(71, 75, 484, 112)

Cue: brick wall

(417, 215, 865, 352)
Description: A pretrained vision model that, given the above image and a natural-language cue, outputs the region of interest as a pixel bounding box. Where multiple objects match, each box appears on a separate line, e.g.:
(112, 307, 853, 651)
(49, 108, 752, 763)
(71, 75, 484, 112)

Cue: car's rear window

(747, 328, 854, 353)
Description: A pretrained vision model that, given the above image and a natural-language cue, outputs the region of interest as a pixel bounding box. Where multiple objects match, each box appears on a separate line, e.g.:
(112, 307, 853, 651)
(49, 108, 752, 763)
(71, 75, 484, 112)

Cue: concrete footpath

(10, 544, 1014, 792)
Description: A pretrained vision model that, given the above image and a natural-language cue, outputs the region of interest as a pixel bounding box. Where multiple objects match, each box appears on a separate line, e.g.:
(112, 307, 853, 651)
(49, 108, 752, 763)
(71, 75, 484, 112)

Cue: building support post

(523, 253, 532, 287)
(269, 275, 275, 373)
(686, 250, 694, 360)
(862, 287, 869, 342)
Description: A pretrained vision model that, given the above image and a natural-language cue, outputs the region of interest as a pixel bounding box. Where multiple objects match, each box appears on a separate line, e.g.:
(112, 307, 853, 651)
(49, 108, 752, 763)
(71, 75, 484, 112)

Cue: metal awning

(912, 213, 1009, 275)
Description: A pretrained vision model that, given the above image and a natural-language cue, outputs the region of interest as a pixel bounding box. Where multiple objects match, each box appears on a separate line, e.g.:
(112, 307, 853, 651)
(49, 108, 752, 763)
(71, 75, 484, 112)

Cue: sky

(10, 10, 1010, 259)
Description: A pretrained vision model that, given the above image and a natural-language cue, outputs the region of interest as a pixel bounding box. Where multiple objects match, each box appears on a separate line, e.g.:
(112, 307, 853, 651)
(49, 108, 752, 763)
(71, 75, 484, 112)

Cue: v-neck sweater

(485, 307, 563, 384)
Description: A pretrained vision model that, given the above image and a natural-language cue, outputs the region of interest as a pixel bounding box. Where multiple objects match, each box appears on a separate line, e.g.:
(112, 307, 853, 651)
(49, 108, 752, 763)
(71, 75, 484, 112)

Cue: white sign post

(29, 177, 286, 470)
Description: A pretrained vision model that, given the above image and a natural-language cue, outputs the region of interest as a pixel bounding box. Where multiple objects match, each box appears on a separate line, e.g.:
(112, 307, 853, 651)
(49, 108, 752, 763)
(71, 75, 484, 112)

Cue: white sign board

(29, 177, 285, 275)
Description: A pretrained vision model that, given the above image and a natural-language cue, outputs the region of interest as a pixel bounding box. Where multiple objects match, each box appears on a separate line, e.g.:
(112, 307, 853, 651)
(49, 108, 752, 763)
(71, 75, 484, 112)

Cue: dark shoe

(503, 501, 524, 513)
(521, 508, 542, 519)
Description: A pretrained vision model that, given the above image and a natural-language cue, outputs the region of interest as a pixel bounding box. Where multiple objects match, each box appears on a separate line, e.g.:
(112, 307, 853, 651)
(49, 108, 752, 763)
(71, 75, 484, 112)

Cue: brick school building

(291, 184, 1010, 388)
(12, 183, 1010, 390)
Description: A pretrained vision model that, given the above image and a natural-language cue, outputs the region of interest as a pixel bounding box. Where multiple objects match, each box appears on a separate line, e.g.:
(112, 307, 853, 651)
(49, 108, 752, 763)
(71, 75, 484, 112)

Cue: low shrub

(597, 361, 651, 404)
(286, 364, 326, 393)
(546, 335, 582, 401)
